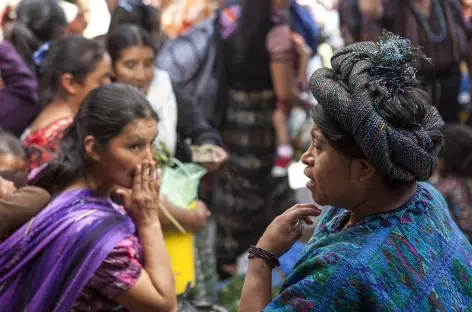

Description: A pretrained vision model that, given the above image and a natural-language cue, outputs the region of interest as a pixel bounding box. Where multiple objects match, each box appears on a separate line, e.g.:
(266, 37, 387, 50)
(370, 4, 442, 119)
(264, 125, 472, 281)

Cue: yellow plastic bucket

(164, 231, 195, 295)
(164, 201, 197, 295)
(160, 162, 206, 295)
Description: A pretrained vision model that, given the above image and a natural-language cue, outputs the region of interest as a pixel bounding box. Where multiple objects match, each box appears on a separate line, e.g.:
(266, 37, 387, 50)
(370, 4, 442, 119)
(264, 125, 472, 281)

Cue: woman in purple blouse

(0, 41, 40, 137)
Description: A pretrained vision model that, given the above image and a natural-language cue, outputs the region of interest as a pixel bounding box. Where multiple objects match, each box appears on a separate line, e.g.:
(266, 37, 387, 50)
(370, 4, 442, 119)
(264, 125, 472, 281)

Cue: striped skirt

(213, 89, 295, 267)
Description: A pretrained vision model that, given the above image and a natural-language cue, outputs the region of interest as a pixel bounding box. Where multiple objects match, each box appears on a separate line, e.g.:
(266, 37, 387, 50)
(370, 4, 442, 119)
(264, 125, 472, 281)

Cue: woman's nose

(135, 65, 146, 81)
(143, 145, 154, 162)
(300, 147, 312, 166)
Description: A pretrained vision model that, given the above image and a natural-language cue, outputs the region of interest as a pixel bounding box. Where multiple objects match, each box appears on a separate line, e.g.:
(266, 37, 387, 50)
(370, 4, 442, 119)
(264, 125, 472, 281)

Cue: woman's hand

(0, 176, 16, 199)
(116, 160, 161, 228)
(199, 144, 228, 172)
(187, 200, 211, 232)
(256, 204, 322, 257)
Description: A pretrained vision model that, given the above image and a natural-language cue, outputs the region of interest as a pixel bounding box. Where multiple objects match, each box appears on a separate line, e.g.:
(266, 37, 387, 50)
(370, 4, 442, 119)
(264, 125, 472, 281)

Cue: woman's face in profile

(92, 117, 158, 189)
(114, 45, 156, 95)
(300, 127, 358, 207)
(70, 53, 112, 106)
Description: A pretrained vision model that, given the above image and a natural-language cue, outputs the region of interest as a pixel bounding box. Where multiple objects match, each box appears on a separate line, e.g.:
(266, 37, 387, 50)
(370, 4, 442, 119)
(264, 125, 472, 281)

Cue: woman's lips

(304, 168, 315, 188)
(306, 179, 315, 188)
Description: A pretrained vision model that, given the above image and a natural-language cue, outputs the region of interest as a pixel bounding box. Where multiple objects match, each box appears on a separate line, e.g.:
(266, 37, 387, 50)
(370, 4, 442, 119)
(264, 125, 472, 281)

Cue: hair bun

(369, 31, 428, 100)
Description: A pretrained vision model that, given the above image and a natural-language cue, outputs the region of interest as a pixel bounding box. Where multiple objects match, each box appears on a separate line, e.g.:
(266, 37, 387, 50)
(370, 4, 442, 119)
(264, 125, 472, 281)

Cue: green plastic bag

(160, 162, 207, 208)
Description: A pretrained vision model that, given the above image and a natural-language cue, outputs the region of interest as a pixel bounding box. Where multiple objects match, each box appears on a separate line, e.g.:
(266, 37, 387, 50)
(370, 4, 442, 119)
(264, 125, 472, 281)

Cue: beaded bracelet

(248, 246, 280, 268)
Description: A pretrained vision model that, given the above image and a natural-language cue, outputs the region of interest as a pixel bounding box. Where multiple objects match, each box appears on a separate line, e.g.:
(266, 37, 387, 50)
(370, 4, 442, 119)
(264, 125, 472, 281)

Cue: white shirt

(147, 69, 178, 156)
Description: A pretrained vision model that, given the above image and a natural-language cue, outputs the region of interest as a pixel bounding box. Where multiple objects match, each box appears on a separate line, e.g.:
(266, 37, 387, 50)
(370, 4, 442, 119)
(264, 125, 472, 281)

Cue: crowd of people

(1, 0, 472, 311)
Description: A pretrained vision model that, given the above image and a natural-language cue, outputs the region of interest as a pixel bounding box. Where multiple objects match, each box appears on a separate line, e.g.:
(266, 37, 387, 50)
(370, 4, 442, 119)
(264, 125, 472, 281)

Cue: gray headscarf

(309, 32, 444, 182)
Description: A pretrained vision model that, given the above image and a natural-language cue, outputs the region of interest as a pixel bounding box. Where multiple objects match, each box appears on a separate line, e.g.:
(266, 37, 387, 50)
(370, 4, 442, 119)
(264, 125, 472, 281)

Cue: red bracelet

(248, 246, 280, 268)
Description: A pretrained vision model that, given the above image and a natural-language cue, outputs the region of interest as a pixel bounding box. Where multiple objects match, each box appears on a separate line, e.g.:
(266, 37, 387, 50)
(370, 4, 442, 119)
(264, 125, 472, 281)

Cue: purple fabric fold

(0, 189, 135, 311)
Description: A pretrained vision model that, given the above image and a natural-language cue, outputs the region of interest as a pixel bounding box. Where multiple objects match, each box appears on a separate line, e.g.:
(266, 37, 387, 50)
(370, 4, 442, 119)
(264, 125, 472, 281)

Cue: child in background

(0, 128, 26, 176)
(0, 176, 51, 240)
(271, 32, 312, 177)
(434, 124, 472, 241)
(0, 128, 51, 240)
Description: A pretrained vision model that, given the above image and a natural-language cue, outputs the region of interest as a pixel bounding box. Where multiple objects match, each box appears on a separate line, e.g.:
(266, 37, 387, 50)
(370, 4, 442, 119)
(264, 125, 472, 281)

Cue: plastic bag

(160, 162, 207, 208)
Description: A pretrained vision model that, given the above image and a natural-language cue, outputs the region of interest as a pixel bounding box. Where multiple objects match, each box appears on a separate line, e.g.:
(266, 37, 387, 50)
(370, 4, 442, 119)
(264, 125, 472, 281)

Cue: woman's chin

(306, 184, 323, 206)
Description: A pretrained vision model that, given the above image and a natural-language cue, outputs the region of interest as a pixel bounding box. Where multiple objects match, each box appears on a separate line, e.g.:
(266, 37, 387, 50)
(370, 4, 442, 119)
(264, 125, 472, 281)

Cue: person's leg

(272, 107, 293, 177)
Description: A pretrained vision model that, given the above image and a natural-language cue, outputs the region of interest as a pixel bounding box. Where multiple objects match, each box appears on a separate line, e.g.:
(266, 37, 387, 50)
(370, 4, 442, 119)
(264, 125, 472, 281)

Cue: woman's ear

(84, 135, 100, 162)
(59, 73, 79, 96)
(353, 159, 376, 184)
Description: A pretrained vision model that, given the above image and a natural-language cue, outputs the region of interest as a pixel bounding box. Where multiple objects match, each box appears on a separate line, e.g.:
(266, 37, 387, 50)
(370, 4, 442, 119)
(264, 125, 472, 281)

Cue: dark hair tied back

(38, 35, 106, 106)
(367, 32, 431, 128)
(5, 0, 67, 70)
(32, 83, 159, 194)
(32, 41, 52, 74)
(109, 0, 160, 36)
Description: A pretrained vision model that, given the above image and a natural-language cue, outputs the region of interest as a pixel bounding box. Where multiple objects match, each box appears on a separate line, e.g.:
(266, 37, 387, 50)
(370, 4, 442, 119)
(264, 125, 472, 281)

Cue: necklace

(411, 0, 447, 43)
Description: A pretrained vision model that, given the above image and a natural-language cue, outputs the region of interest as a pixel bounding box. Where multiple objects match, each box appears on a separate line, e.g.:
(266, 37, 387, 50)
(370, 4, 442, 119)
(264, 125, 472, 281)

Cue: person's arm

(239, 258, 273, 311)
(239, 204, 321, 311)
(116, 224, 176, 312)
(114, 162, 177, 312)
(173, 85, 222, 147)
(0, 185, 50, 237)
(0, 41, 39, 136)
(173, 85, 228, 171)
(292, 32, 311, 91)
(267, 25, 312, 112)
(159, 197, 209, 233)
(357, 0, 383, 21)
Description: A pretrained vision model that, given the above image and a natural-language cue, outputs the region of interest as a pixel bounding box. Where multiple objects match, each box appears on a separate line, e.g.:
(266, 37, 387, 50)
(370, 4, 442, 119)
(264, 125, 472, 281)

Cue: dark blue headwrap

(309, 32, 444, 182)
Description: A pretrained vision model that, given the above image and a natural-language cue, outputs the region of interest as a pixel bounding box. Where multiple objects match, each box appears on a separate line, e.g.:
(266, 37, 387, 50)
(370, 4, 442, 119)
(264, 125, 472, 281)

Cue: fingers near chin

(287, 203, 320, 214)
(290, 207, 322, 220)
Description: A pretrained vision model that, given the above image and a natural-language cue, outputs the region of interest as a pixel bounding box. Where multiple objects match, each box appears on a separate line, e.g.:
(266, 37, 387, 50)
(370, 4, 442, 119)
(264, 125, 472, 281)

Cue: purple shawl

(0, 189, 135, 311)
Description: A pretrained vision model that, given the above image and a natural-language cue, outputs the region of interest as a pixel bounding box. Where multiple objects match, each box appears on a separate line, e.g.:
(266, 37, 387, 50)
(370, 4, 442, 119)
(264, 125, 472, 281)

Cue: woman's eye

(124, 61, 136, 69)
(128, 144, 140, 151)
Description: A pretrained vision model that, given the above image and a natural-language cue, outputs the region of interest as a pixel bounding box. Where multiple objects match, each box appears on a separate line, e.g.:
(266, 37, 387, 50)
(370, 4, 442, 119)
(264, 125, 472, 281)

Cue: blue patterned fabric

(264, 182, 472, 311)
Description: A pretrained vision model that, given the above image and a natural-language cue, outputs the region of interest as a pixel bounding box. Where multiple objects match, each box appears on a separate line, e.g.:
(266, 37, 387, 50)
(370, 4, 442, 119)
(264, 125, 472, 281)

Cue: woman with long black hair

(0, 84, 177, 311)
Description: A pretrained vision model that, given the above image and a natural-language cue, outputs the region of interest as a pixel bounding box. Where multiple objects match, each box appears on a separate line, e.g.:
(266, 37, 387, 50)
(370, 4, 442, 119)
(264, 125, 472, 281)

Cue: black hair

(235, 0, 273, 62)
(310, 105, 364, 159)
(0, 128, 25, 158)
(39, 35, 106, 106)
(108, 0, 160, 36)
(440, 124, 472, 177)
(106, 24, 157, 65)
(4, 0, 67, 69)
(31, 83, 159, 195)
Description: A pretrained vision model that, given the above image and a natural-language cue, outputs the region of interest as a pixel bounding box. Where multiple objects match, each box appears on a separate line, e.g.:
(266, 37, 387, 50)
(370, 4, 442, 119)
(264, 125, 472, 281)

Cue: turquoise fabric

(265, 182, 472, 311)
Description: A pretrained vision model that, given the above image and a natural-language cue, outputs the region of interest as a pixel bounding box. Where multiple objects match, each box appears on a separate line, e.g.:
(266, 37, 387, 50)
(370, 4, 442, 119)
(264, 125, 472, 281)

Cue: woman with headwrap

(237, 33, 472, 311)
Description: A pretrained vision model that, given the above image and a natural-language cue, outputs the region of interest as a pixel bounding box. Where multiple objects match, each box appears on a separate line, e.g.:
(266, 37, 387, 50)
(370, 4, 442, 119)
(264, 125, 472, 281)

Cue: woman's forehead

(311, 127, 324, 140)
(119, 117, 158, 137)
